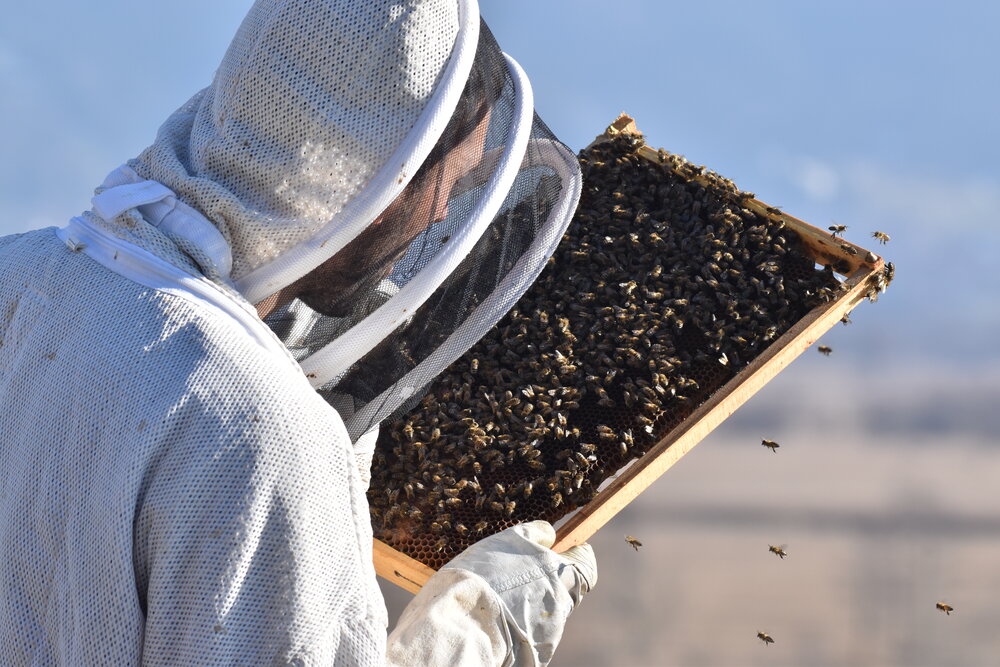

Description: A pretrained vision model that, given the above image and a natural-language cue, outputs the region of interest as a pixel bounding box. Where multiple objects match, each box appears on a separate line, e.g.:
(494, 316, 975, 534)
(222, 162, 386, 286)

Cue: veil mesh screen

(262, 24, 576, 436)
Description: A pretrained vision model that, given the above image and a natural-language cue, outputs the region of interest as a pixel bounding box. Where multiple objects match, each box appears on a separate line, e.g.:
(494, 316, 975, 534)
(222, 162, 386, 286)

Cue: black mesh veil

(261, 23, 582, 439)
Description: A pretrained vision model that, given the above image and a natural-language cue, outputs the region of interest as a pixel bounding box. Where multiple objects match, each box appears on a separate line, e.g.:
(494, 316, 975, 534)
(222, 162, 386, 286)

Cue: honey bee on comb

(368, 134, 849, 569)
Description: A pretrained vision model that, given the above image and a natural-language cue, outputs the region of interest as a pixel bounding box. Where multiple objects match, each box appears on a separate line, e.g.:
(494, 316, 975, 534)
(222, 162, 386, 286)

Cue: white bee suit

(0, 0, 594, 664)
(0, 227, 384, 663)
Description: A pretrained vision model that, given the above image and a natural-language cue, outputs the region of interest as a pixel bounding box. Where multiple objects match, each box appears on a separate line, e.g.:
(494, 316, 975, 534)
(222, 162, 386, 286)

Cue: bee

(840, 311, 852, 326)
(936, 602, 954, 615)
(761, 439, 780, 453)
(625, 535, 642, 551)
(768, 544, 788, 559)
(839, 243, 859, 256)
(817, 345, 833, 356)
(871, 230, 890, 245)
(828, 224, 847, 237)
(757, 631, 775, 646)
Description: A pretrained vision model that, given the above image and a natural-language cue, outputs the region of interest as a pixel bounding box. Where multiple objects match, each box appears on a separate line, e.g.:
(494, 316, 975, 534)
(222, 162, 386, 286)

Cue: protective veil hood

(123, 0, 582, 439)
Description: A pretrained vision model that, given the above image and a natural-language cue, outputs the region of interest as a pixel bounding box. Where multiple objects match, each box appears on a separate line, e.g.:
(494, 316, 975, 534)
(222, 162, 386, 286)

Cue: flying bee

(936, 602, 954, 615)
(768, 544, 788, 559)
(871, 230, 891, 244)
(757, 632, 775, 646)
(840, 311, 852, 326)
(817, 345, 833, 356)
(828, 224, 847, 237)
(625, 535, 642, 551)
(761, 439, 780, 453)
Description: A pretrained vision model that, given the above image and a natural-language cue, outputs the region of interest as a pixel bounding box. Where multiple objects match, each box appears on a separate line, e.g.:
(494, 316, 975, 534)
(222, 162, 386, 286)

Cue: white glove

(387, 521, 597, 666)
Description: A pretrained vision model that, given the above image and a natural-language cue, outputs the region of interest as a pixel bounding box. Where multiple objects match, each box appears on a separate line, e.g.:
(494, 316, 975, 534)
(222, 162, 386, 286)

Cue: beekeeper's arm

(135, 364, 390, 665)
(387, 521, 597, 667)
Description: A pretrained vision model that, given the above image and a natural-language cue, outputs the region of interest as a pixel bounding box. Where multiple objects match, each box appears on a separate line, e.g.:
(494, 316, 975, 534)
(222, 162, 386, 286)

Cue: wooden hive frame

(374, 113, 886, 594)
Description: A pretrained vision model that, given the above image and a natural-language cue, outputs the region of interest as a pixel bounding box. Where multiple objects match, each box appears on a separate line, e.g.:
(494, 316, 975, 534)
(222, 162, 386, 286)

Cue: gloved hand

(386, 521, 597, 667)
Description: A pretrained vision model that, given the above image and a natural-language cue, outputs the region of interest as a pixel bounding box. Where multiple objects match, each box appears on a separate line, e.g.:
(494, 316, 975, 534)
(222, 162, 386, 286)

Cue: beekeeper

(0, 0, 595, 664)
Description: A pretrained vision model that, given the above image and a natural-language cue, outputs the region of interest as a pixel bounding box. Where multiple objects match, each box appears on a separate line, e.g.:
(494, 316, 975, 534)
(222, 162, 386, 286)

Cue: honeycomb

(368, 134, 845, 569)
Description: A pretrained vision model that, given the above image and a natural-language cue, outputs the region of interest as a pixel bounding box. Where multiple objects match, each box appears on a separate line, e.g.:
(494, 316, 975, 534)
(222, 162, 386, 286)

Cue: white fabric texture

(130, 0, 475, 291)
(388, 521, 597, 667)
(0, 228, 386, 664)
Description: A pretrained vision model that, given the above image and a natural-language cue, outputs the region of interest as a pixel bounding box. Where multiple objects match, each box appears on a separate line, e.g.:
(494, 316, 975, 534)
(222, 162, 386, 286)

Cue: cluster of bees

(369, 133, 851, 568)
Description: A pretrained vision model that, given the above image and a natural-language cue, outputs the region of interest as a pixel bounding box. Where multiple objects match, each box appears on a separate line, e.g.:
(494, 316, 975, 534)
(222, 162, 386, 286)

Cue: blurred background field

(3, 1, 998, 664)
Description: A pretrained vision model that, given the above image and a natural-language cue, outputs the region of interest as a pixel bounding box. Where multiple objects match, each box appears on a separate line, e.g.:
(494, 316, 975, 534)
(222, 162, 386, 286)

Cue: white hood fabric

(0, 0, 593, 663)
(131, 0, 472, 286)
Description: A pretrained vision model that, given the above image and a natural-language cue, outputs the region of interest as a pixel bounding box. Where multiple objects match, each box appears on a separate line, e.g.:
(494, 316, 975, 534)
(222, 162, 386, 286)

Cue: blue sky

(3, 3, 998, 354)
(4, 1, 998, 230)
